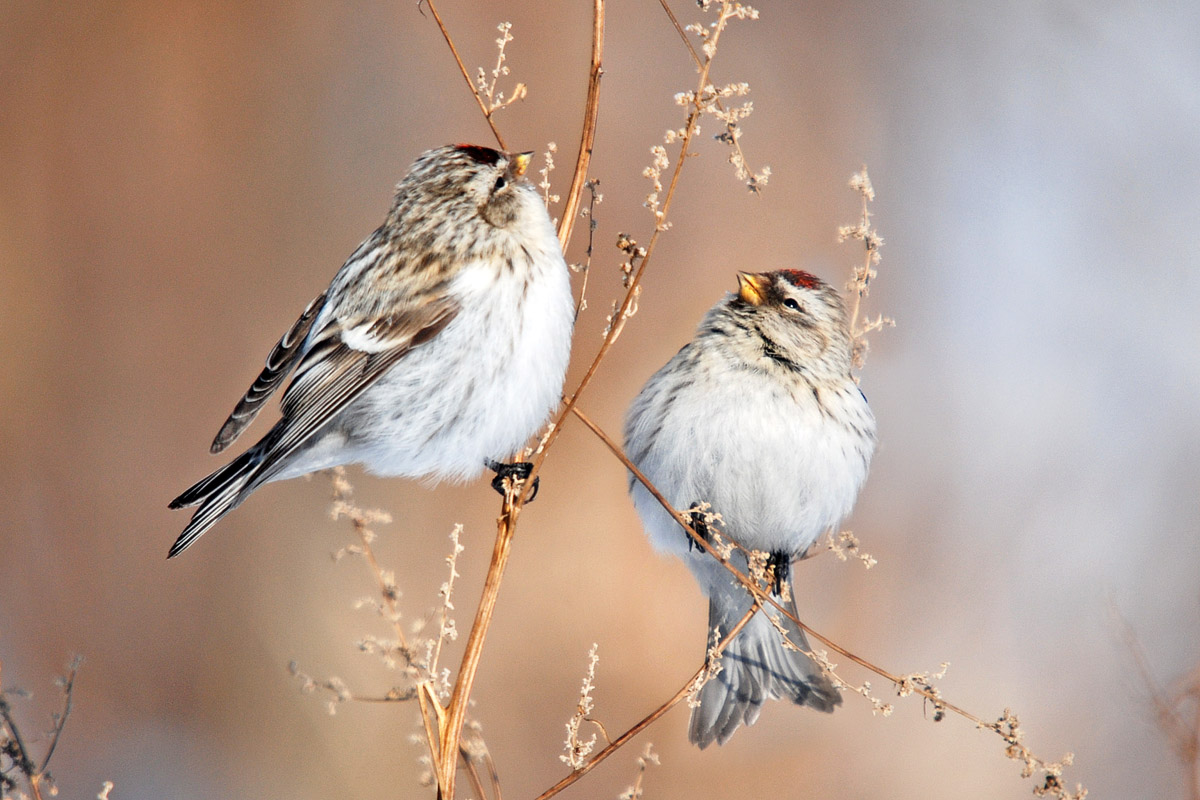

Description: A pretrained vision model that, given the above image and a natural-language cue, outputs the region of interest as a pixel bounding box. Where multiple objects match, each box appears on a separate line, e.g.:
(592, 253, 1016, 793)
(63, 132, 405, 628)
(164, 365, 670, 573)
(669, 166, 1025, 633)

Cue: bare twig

(0, 664, 42, 800)
(1, 657, 83, 800)
(1115, 609, 1200, 800)
(658, 0, 768, 192)
(38, 656, 81, 775)
(327, 470, 447, 772)
(617, 743, 659, 800)
(572, 179, 602, 318)
(556, 0, 605, 252)
(459, 735, 503, 800)
(839, 166, 892, 371)
(430, 524, 465, 694)
(422, 0, 508, 149)
(474, 22, 527, 120)
(560, 644, 602, 769)
(436, 489, 520, 797)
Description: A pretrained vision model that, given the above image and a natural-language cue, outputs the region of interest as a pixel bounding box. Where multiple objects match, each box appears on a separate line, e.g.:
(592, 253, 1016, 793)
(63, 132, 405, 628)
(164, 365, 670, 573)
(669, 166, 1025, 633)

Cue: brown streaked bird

(169, 144, 574, 557)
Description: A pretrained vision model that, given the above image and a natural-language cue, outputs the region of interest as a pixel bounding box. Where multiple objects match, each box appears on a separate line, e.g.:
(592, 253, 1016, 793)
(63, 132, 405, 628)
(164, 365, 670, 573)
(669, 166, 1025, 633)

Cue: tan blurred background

(3, 1, 1199, 797)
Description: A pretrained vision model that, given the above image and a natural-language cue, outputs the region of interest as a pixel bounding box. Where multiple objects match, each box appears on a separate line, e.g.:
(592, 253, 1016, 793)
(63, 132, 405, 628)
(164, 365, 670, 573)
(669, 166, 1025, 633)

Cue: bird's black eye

(493, 175, 508, 192)
(783, 298, 802, 311)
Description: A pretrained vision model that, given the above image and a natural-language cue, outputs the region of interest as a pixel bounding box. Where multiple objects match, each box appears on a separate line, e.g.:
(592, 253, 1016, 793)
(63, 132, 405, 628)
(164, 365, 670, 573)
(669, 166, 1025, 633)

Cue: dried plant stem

(435, 494, 520, 798)
(572, 180, 601, 318)
(840, 167, 890, 371)
(846, 168, 874, 339)
(657, 0, 760, 186)
(422, 0, 508, 150)
(38, 659, 78, 777)
(357, 527, 410, 651)
(534, 601, 760, 800)
(332, 472, 445, 768)
(0, 671, 44, 800)
(1116, 610, 1200, 800)
(458, 743, 497, 800)
(557, 0, 605, 252)
(0, 657, 82, 800)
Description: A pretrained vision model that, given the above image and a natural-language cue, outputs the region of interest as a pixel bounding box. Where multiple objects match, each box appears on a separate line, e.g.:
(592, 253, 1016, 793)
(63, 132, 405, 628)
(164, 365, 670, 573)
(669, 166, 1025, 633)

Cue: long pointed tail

(689, 590, 841, 748)
(167, 449, 262, 558)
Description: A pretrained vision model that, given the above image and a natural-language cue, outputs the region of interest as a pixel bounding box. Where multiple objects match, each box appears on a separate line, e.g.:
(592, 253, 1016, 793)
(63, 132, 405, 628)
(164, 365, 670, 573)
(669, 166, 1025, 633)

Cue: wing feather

(239, 300, 459, 495)
(210, 292, 328, 453)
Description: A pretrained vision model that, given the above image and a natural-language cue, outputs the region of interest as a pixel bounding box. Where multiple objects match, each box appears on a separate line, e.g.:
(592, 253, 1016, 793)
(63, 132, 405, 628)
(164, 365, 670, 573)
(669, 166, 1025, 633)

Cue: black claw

(687, 505, 711, 551)
(767, 550, 791, 595)
(486, 459, 539, 502)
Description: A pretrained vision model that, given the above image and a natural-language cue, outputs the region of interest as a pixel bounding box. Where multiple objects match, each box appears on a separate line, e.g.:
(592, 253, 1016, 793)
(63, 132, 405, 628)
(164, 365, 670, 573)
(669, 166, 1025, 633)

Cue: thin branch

(845, 165, 875, 339)
(1115, 608, 1200, 799)
(436, 493, 520, 798)
(422, 0, 508, 149)
(347, 689, 420, 703)
(472, 743, 504, 800)
(657, 0, 701, 66)
(459, 739, 501, 800)
(573, 180, 602, 318)
(839, 166, 891, 372)
(328, 471, 446, 775)
(0, 658, 83, 800)
(0, 678, 41, 800)
(556, 0, 605, 251)
(37, 656, 81, 774)
(431, 525, 465, 692)
(658, 0, 763, 191)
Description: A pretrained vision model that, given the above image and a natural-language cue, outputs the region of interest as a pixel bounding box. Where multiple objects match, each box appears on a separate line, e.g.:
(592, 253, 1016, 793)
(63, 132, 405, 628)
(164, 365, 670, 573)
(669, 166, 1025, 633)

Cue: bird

(623, 269, 876, 747)
(168, 144, 575, 558)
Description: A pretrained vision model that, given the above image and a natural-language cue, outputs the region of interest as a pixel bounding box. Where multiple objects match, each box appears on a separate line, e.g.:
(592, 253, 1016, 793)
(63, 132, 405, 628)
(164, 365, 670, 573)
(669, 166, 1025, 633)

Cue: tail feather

(167, 450, 261, 558)
(170, 449, 258, 510)
(689, 592, 840, 748)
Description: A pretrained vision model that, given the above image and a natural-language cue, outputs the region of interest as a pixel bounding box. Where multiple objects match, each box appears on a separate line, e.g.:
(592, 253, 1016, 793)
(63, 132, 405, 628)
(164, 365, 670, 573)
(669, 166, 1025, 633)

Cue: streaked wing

(210, 292, 328, 454)
(243, 299, 459, 491)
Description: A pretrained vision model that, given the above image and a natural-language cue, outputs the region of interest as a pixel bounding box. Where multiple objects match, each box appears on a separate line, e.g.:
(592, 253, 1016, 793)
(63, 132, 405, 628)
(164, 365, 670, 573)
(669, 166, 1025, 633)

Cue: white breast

(628, 349, 875, 560)
(340, 221, 574, 482)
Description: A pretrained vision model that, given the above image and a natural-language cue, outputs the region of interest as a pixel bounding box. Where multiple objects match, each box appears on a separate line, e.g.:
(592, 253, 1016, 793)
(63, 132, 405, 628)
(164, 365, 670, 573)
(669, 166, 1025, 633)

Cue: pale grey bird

(624, 269, 876, 747)
(169, 144, 574, 557)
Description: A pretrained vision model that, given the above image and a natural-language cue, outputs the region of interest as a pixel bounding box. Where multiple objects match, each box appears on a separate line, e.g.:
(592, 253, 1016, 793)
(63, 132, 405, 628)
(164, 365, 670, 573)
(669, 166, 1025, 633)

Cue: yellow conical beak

(736, 272, 769, 306)
(508, 151, 533, 179)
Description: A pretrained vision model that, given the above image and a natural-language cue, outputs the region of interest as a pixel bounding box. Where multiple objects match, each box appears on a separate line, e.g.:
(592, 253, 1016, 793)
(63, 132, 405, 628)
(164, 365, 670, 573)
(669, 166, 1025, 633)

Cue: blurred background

(2, 1, 1198, 797)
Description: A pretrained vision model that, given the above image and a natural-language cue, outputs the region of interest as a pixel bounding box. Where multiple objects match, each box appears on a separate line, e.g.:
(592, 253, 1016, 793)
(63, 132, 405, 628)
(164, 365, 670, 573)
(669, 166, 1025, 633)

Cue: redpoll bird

(168, 144, 574, 558)
(624, 269, 876, 747)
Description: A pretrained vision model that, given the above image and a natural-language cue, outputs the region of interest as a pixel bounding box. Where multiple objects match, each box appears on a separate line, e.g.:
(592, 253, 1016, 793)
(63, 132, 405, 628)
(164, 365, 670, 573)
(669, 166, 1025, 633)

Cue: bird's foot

(485, 459, 539, 503)
(686, 505, 711, 552)
(767, 550, 791, 596)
